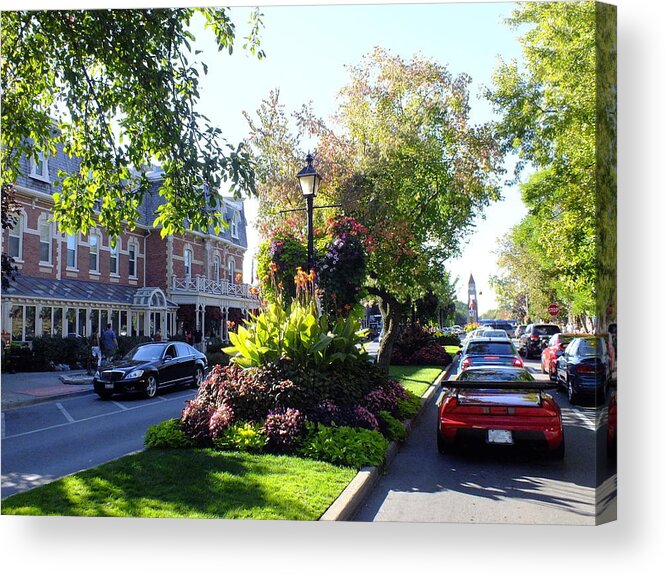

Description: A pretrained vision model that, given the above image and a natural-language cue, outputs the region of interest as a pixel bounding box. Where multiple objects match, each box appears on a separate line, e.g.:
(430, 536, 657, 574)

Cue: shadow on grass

(2, 449, 356, 521)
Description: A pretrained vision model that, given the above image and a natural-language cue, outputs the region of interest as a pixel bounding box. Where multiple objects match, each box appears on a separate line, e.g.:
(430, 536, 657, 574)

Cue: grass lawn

(1, 449, 356, 520)
(389, 365, 444, 397)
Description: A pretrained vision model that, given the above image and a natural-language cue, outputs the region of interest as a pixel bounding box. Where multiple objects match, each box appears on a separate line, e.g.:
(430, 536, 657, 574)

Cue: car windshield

(458, 369, 534, 382)
(558, 335, 575, 345)
(577, 338, 603, 356)
(124, 344, 165, 362)
(481, 330, 508, 338)
(466, 342, 516, 355)
(534, 325, 560, 335)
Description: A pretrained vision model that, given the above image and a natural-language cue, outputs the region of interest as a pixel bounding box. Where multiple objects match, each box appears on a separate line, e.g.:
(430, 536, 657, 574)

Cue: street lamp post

(296, 154, 322, 271)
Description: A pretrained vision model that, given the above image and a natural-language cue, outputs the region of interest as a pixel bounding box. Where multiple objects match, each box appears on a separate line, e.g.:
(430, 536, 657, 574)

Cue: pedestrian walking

(100, 323, 118, 363)
(91, 328, 102, 368)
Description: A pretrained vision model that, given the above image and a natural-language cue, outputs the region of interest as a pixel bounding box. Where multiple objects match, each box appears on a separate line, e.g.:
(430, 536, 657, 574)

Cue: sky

(186, 1, 528, 313)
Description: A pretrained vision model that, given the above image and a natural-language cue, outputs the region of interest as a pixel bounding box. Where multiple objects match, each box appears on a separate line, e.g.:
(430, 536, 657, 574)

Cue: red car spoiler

(443, 380, 558, 391)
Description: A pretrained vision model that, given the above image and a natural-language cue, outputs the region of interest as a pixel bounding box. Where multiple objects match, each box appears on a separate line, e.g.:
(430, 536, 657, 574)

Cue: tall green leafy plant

(223, 269, 368, 370)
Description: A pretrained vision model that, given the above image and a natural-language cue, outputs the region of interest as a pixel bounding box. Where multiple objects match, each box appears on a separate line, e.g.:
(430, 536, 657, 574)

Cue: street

(353, 356, 617, 524)
(1, 386, 196, 499)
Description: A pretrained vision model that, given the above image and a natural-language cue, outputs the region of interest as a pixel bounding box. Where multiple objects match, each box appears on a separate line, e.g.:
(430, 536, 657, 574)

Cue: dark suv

(519, 323, 561, 359)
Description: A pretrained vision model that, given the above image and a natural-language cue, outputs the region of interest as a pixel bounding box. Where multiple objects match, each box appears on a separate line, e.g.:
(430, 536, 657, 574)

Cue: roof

(3, 275, 176, 308)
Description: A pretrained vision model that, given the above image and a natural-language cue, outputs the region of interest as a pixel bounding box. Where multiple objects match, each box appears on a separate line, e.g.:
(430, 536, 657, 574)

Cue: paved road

(1, 386, 196, 499)
(353, 358, 617, 525)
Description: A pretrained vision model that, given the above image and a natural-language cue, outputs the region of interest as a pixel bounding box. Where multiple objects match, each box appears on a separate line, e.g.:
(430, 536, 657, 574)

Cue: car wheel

(549, 437, 565, 460)
(191, 366, 203, 389)
(437, 431, 454, 455)
(567, 378, 578, 405)
(144, 374, 158, 399)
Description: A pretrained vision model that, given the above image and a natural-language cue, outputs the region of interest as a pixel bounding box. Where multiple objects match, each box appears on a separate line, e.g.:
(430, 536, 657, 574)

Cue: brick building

(1, 144, 259, 345)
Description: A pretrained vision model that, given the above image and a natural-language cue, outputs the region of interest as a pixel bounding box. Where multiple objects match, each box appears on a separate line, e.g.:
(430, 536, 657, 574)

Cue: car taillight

(513, 357, 524, 367)
(461, 358, 471, 369)
(530, 334, 539, 340)
(440, 396, 458, 413)
(576, 364, 602, 374)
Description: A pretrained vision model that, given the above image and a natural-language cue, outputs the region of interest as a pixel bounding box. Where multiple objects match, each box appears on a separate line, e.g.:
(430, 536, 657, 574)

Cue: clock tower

(467, 274, 478, 325)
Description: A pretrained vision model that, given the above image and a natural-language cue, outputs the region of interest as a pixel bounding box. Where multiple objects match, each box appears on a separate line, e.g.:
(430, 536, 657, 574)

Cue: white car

(480, 329, 510, 339)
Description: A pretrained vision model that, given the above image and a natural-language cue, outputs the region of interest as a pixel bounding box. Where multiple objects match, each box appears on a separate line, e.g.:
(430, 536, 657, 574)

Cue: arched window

(212, 254, 221, 282)
(227, 257, 235, 282)
(184, 248, 192, 279)
(109, 237, 120, 275)
(66, 233, 78, 269)
(88, 232, 100, 272)
(231, 211, 241, 239)
(38, 216, 52, 264)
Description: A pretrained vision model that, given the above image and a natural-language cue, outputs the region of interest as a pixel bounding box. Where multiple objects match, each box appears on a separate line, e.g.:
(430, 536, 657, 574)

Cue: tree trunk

(370, 288, 403, 374)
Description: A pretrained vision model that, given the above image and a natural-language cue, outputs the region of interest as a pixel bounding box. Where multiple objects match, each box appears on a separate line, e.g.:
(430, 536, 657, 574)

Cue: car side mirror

(164, 355, 173, 362)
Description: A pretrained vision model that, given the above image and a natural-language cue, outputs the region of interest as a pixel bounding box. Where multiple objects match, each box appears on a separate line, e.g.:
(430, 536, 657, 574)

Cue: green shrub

(300, 425, 388, 469)
(377, 411, 407, 442)
(205, 337, 225, 353)
(144, 419, 194, 449)
(395, 390, 421, 421)
(213, 421, 267, 453)
(435, 332, 461, 347)
(31, 335, 90, 370)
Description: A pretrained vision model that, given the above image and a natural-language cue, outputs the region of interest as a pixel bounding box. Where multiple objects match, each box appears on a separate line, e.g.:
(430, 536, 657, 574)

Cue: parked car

(555, 336, 611, 405)
(540, 333, 577, 380)
(436, 366, 564, 459)
(457, 337, 524, 373)
(93, 341, 207, 400)
(480, 328, 510, 339)
(518, 323, 561, 359)
(607, 388, 617, 458)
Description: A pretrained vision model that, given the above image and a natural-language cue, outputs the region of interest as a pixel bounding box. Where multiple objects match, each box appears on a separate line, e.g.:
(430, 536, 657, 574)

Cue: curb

(1, 386, 95, 411)
(319, 359, 457, 521)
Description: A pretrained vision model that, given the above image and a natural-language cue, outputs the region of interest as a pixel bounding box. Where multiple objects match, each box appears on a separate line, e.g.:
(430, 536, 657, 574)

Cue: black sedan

(93, 342, 207, 400)
(556, 336, 611, 405)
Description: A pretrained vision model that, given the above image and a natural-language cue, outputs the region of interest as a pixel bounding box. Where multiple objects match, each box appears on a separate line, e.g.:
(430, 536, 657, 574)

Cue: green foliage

(1, 8, 264, 238)
(222, 282, 368, 370)
(205, 351, 229, 367)
(213, 421, 267, 453)
(256, 232, 308, 303)
(144, 419, 194, 449)
(395, 390, 421, 421)
(300, 425, 388, 469)
(30, 335, 90, 370)
(486, 2, 616, 328)
(377, 411, 407, 443)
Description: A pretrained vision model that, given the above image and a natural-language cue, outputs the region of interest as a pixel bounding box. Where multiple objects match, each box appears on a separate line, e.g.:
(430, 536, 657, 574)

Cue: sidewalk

(1, 369, 94, 411)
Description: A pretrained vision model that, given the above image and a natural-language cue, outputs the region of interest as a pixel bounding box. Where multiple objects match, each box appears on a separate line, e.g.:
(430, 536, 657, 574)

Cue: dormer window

(30, 151, 49, 182)
(231, 211, 240, 239)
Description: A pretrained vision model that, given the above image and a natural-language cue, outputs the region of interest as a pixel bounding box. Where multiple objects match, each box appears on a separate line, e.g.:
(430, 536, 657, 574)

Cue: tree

(246, 49, 504, 371)
(486, 1, 616, 329)
(1, 7, 265, 247)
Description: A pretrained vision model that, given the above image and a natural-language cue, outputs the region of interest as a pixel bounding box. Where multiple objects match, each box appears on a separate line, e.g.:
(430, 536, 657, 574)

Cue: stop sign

(548, 304, 560, 317)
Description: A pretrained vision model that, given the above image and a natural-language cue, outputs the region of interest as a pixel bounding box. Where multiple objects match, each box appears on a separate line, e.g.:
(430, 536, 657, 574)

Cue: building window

(8, 213, 23, 260)
(11, 305, 35, 341)
(66, 233, 78, 269)
(184, 248, 192, 279)
(30, 151, 49, 182)
(109, 239, 119, 275)
(39, 218, 52, 263)
(231, 212, 240, 239)
(212, 254, 220, 282)
(227, 257, 235, 282)
(128, 243, 137, 277)
(89, 233, 100, 272)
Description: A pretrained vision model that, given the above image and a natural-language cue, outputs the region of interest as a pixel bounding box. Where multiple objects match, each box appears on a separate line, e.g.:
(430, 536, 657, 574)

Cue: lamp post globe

(296, 154, 322, 271)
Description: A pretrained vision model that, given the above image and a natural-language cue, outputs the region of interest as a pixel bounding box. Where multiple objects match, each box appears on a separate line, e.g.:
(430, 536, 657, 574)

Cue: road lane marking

(112, 401, 128, 410)
(56, 402, 75, 423)
(4, 393, 193, 439)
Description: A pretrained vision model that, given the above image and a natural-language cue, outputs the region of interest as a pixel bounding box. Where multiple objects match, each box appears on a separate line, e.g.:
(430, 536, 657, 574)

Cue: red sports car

(437, 366, 565, 459)
(540, 333, 578, 381)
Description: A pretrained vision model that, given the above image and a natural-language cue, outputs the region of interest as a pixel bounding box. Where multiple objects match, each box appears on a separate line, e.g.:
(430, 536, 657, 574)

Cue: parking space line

(56, 402, 75, 423)
(4, 393, 191, 439)
(112, 401, 128, 410)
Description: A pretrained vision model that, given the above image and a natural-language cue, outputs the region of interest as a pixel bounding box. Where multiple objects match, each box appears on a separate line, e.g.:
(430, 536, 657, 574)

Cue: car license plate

(104, 383, 114, 390)
(487, 429, 513, 444)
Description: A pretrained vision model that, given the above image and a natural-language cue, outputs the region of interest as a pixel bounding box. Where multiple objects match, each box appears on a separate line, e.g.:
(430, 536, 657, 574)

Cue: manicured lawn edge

(319, 357, 458, 521)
